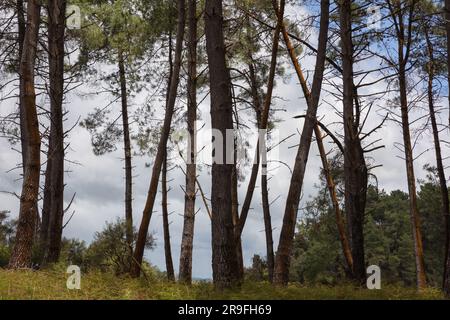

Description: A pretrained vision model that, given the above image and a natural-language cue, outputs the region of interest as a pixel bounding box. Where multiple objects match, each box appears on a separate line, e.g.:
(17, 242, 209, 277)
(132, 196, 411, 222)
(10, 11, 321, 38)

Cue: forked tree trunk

(118, 48, 134, 258)
(236, 0, 284, 239)
(162, 156, 175, 281)
(339, 0, 367, 283)
(131, 0, 186, 277)
(205, 0, 240, 289)
(273, 0, 329, 286)
(179, 0, 197, 285)
(8, 0, 41, 269)
(44, 0, 67, 264)
(231, 4, 283, 283)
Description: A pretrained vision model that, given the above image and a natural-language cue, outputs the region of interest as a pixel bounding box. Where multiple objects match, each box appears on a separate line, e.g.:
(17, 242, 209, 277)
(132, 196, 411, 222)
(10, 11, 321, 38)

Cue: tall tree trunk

(179, 0, 197, 284)
(231, 144, 244, 280)
(424, 29, 450, 295)
(131, 0, 185, 277)
(118, 48, 134, 258)
(248, 61, 275, 283)
(445, 0, 450, 129)
(236, 0, 284, 239)
(273, 0, 329, 286)
(261, 167, 274, 282)
(17, 0, 41, 251)
(443, 0, 450, 297)
(399, 64, 426, 290)
(8, 0, 41, 269)
(389, 0, 427, 290)
(162, 156, 175, 281)
(44, 0, 66, 264)
(17, 0, 27, 172)
(315, 125, 353, 273)
(205, 0, 240, 289)
(339, 0, 367, 283)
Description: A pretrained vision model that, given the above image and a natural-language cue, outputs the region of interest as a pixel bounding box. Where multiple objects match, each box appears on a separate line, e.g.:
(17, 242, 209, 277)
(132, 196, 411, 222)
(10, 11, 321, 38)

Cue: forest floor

(0, 269, 445, 300)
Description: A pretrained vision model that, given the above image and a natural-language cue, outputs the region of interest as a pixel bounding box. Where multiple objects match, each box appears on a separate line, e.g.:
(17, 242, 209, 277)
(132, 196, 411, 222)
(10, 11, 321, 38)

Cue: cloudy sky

(1, 4, 449, 279)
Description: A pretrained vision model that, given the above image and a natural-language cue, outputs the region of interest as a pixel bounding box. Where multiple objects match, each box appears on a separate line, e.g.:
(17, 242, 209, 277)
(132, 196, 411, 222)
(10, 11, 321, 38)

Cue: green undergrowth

(0, 268, 444, 300)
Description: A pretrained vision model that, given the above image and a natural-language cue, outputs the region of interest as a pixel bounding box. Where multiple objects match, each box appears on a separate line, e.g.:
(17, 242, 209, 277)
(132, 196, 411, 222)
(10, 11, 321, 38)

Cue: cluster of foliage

(58, 219, 156, 275)
(289, 164, 447, 287)
(0, 211, 15, 267)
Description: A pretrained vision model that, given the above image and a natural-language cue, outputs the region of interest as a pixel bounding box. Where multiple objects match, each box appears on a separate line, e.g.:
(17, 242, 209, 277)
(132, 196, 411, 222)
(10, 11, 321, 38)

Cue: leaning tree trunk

(118, 48, 134, 257)
(205, 0, 240, 289)
(315, 125, 353, 273)
(8, 0, 41, 269)
(273, 0, 329, 286)
(231, 3, 283, 283)
(44, 0, 67, 264)
(339, 0, 367, 283)
(424, 30, 450, 295)
(236, 0, 283, 240)
(162, 156, 175, 281)
(131, 0, 185, 278)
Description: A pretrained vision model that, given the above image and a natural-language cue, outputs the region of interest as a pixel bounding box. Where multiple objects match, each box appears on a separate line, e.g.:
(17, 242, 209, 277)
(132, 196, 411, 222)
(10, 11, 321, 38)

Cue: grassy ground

(0, 268, 444, 300)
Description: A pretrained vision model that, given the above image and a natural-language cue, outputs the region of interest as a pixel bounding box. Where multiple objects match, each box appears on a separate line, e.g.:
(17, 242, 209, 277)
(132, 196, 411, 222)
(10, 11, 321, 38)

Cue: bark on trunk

(44, 0, 67, 264)
(445, 0, 450, 129)
(315, 125, 353, 273)
(179, 0, 197, 284)
(131, 0, 185, 277)
(389, 0, 427, 290)
(273, 0, 329, 286)
(205, 0, 240, 289)
(8, 0, 41, 269)
(339, 0, 367, 283)
(232, 145, 244, 281)
(162, 156, 175, 281)
(118, 49, 134, 257)
(236, 0, 284, 239)
(261, 169, 275, 282)
(424, 29, 449, 294)
(17, 0, 27, 172)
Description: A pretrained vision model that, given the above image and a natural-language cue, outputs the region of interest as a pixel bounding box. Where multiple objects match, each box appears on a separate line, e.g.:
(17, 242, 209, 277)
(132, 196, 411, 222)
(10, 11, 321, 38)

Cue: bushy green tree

(84, 219, 155, 275)
(291, 162, 447, 287)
